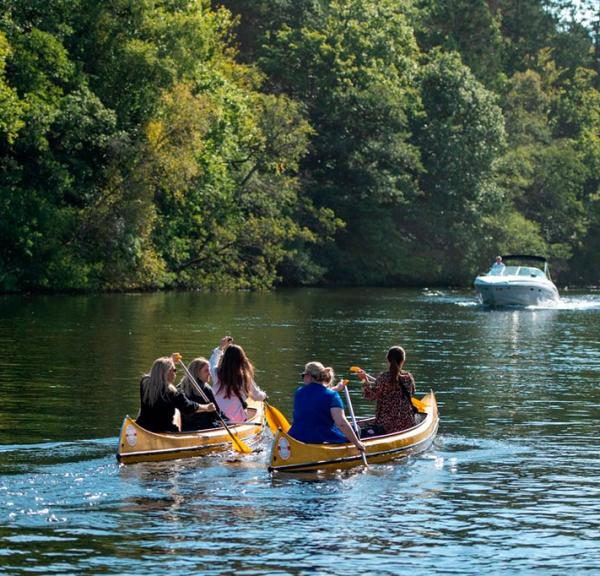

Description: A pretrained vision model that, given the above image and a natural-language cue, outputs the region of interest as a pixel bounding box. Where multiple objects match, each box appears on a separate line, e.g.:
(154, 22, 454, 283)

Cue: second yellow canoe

(269, 391, 439, 472)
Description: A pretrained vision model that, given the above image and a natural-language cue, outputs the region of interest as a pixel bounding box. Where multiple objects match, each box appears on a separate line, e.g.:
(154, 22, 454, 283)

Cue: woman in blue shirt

(288, 362, 365, 452)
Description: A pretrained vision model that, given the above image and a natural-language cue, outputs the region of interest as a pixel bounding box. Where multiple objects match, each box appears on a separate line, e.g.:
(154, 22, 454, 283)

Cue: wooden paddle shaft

(177, 359, 250, 452)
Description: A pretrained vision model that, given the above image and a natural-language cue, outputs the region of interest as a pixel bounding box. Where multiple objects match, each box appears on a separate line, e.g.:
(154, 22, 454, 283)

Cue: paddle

(264, 401, 291, 434)
(410, 396, 427, 413)
(173, 353, 252, 454)
(350, 366, 426, 413)
(340, 379, 368, 468)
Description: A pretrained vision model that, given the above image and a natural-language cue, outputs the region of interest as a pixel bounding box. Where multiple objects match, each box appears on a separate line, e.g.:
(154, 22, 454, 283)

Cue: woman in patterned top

(356, 346, 416, 436)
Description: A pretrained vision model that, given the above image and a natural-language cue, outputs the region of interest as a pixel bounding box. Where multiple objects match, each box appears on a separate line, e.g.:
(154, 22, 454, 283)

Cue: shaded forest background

(0, 0, 598, 292)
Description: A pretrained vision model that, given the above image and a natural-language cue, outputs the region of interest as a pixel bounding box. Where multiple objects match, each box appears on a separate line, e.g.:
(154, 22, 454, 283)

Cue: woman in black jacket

(177, 357, 222, 431)
(136, 355, 216, 433)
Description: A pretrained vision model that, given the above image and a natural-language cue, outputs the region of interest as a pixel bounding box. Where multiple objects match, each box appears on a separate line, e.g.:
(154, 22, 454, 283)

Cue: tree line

(0, 0, 598, 291)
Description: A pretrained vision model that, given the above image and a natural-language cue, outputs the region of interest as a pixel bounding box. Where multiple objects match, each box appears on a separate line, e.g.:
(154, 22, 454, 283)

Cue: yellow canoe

(116, 400, 264, 464)
(268, 391, 439, 473)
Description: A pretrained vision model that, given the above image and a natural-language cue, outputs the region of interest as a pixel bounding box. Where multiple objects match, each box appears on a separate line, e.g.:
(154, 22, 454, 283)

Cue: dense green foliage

(0, 0, 598, 290)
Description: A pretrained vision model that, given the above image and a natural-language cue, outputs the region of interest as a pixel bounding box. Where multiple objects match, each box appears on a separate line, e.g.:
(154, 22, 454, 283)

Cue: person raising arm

(356, 346, 417, 436)
(209, 336, 267, 423)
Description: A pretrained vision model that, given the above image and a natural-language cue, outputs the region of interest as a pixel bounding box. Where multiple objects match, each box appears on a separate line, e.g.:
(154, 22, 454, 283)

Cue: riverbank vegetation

(1, 0, 598, 291)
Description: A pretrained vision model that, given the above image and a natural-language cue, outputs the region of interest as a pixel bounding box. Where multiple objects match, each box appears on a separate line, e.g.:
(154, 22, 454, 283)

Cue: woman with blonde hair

(209, 336, 267, 423)
(288, 361, 365, 452)
(136, 355, 216, 433)
(176, 357, 221, 431)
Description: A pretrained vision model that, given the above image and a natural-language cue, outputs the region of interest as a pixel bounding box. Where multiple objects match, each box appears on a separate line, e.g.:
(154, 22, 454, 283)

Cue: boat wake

(0, 438, 117, 473)
(422, 290, 600, 311)
(529, 295, 600, 311)
(553, 295, 600, 310)
(421, 289, 479, 307)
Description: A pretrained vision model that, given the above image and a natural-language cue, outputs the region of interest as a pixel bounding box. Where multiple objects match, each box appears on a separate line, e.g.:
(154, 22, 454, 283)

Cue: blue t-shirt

(288, 382, 347, 444)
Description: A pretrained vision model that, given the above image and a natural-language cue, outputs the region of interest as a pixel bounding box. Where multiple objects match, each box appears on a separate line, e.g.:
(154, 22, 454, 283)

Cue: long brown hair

(386, 346, 407, 386)
(178, 357, 209, 397)
(141, 357, 176, 406)
(216, 344, 254, 399)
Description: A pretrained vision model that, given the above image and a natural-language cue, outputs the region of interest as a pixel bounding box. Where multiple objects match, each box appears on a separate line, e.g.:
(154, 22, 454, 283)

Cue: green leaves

(0, 0, 599, 290)
(409, 50, 506, 280)
(0, 32, 25, 144)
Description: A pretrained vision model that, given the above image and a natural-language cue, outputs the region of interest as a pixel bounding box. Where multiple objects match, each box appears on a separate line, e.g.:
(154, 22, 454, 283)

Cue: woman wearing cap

(136, 355, 216, 433)
(355, 346, 417, 436)
(288, 361, 365, 452)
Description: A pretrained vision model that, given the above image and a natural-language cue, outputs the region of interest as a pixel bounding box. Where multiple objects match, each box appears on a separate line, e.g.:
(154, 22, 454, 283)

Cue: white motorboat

(474, 255, 559, 306)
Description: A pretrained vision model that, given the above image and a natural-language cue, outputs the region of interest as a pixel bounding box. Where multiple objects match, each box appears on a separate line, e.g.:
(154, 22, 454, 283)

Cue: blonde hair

(178, 357, 209, 397)
(141, 357, 177, 406)
(304, 361, 335, 384)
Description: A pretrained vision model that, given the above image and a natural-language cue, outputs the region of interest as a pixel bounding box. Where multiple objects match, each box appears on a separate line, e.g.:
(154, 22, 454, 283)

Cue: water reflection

(477, 306, 559, 346)
(1, 289, 599, 574)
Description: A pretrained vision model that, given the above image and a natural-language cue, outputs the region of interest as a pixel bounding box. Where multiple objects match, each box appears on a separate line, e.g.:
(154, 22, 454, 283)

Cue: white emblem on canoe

(125, 424, 138, 447)
(277, 437, 291, 460)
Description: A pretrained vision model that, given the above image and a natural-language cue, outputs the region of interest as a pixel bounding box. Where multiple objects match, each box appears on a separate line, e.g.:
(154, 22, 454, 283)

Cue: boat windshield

(487, 265, 546, 277)
(517, 266, 545, 277)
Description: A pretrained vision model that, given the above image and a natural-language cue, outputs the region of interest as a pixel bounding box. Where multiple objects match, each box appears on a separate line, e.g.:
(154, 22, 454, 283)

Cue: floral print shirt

(362, 370, 416, 433)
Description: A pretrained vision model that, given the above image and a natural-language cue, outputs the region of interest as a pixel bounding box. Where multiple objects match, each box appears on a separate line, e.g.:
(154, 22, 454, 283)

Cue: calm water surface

(1, 288, 599, 574)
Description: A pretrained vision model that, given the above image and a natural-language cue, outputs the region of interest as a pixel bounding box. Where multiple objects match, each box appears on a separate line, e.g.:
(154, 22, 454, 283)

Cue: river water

(0, 288, 599, 574)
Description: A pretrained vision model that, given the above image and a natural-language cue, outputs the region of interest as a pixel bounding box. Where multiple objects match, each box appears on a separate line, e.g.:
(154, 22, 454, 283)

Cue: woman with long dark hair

(209, 337, 267, 423)
(356, 346, 417, 436)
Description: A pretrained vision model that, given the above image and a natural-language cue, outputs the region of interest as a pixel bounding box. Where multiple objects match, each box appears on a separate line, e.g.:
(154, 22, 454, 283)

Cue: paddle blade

(231, 433, 253, 454)
(349, 366, 362, 373)
(264, 402, 291, 433)
(411, 397, 427, 412)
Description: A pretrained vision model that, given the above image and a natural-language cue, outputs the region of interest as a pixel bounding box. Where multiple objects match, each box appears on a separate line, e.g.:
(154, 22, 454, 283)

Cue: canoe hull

(116, 400, 264, 464)
(269, 391, 439, 473)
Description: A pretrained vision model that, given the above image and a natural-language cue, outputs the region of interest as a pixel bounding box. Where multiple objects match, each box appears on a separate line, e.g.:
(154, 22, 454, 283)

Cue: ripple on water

(1, 289, 600, 574)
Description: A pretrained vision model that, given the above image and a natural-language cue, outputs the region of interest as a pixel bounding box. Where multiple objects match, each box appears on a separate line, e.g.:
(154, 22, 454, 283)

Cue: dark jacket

(136, 379, 199, 433)
(176, 381, 221, 431)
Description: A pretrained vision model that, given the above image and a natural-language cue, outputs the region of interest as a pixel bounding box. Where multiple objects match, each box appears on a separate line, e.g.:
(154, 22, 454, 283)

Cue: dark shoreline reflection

(0, 289, 599, 574)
